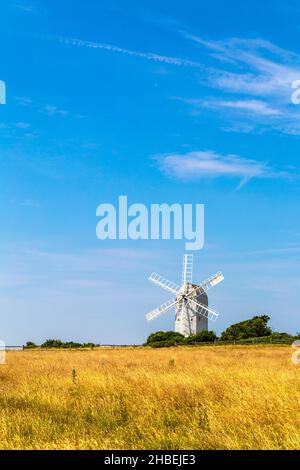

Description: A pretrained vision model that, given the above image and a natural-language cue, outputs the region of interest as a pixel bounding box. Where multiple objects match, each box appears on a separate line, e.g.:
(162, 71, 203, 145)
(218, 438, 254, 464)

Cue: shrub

(145, 331, 185, 347)
(146, 331, 185, 345)
(24, 341, 37, 349)
(217, 332, 295, 345)
(63, 341, 83, 348)
(270, 332, 293, 340)
(149, 340, 179, 348)
(40, 339, 99, 349)
(185, 330, 217, 344)
(41, 339, 64, 348)
(146, 330, 217, 347)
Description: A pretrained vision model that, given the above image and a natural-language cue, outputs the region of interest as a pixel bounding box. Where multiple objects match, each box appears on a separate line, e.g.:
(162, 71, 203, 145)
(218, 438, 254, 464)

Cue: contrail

(55, 35, 203, 69)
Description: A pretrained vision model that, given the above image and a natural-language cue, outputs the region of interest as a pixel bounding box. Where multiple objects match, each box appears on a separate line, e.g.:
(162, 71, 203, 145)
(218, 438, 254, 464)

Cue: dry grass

(0, 346, 299, 450)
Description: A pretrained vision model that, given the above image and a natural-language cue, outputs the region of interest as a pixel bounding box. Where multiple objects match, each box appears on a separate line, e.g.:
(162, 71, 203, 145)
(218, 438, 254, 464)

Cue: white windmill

(146, 254, 224, 337)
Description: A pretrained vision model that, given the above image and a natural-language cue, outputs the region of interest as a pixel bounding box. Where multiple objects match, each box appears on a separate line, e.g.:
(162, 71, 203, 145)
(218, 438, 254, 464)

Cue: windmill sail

(187, 272, 224, 298)
(182, 254, 193, 285)
(146, 298, 179, 321)
(187, 297, 219, 322)
(149, 273, 181, 294)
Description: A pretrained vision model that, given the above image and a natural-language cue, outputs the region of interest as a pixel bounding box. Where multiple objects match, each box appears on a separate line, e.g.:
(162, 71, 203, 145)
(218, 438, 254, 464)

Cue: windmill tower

(146, 254, 224, 337)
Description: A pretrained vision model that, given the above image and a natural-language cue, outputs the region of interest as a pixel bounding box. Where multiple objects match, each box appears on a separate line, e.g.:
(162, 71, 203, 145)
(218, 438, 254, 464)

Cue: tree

(220, 315, 272, 341)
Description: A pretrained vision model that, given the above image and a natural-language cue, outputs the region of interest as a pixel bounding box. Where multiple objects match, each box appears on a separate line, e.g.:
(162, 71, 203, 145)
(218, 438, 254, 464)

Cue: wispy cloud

(43, 105, 69, 117)
(14, 121, 31, 129)
(248, 246, 300, 256)
(56, 35, 203, 69)
(177, 33, 300, 134)
(0, 245, 160, 296)
(22, 247, 159, 276)
(61, 279, 114, 289)
(15, 96, 32, 106)
(0, 274, 32, 288)
(157, 150, 291, 188)
(176, 96, 282, 118)
(15, 4, 36, 13)
(52, 32, 300, 133)
(15, 96, 81, 123)
(0, 120, 36, 140)
(181, 33, 300, 95)
(19, 199, 41, 208)
(204, 99, 282, 116)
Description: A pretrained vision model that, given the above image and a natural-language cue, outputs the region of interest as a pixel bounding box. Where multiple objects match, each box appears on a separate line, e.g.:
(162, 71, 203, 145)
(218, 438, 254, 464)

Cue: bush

(41, 339, 65, 348)
(145, 321, 297, 348)
(83, 342, 97, 349)
(218, 332, 295, 345)
(185, 331, 217, 344)
(40, 339, 99, 349)
(63, 341, 83, 349)
(269, 332, 293, 341)
(220, 315, 272, 341)
(146, 330, 217, 347)
(149, 340, 179, 348)
(24, 341, 37, 349)
(145, 331, 185, 347)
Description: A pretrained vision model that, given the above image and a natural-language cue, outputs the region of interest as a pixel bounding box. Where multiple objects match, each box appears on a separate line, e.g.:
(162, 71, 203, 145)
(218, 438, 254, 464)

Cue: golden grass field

(0, 345, 299, 450)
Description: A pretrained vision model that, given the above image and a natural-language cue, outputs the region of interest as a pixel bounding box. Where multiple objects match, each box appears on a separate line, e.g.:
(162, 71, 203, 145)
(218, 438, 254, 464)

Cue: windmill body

(146, 254, 224, 337)
(175, 284, 208, 337)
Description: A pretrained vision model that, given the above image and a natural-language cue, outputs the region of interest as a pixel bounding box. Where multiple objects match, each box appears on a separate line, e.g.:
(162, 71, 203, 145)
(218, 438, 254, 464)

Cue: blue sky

(0, 0, 300, 344)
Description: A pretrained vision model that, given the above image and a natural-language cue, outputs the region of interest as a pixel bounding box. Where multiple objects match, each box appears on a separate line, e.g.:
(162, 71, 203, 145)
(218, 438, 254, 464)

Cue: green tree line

(145, 315, 300, 347)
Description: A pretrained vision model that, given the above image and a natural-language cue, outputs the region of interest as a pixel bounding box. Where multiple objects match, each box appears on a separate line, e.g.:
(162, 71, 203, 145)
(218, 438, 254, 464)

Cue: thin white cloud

(15, 4, 35, 13)
(176, 33, 300, 134)
(43, 105, 69, 117)
(62, 279, 115, 289)
(53, 32, 300, 134)
(14, 122, 31, 129)
(0, 274, 31, 288)
(248, 246, 300, 256)
(178, 97, 282, 117)
(22, 247, 159, 274)
(19, 199, 41, 208)
(207, 99, 282, 116)
(0, 246, 160, 299)
(57, 35, 203, 69)
(181, 33, 300, 96)
(15, 97, 75, 122)
(157, 150, 290, 188)
(15, 96, 32, 106)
